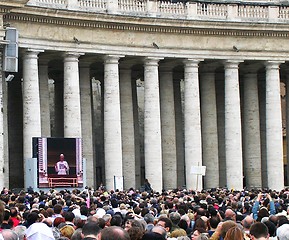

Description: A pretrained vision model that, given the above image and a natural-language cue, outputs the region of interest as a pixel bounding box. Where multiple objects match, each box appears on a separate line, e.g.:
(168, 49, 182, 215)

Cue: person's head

(14, 226, 27, 240)
(225, 209, 236, 222)
(54, 204, 63, 215)
(63, 211, 75, 222)
(190, 229, 207, 240)
(169, 212, 181, 225)
(151, 225, 167, 238)
(276, 223, 289, 240)
(220, 220, 237, 238)
(1, 229, 19, 240)
(224, 226, 243, 240)
(97, 226, 130, 240)
(209, 216, 220, 229)
(82, 221, 101, 238)
(249, 222, 269, 240)
(157, 217, 172, 232)
(60, 225, 75, 239)
(242, 215, 254, 230)
(60, 154, 65, 161)
(171, 228, 187, 238)
(142, 231, 166, 240)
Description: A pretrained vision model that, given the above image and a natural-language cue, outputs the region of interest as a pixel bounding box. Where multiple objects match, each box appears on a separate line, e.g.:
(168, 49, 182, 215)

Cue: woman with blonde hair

(224, 226, 244, 240)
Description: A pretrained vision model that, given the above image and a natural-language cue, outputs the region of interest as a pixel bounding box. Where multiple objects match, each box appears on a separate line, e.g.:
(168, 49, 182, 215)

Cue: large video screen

(33, 137, 83, 188)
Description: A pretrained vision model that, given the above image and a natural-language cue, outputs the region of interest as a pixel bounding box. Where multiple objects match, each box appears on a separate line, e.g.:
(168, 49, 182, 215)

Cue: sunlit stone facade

(0, 0, 288, 191)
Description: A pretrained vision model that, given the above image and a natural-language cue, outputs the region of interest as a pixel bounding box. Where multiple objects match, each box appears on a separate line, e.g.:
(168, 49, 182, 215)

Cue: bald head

(225, 209, 236, 221)
(242, 215, 254, 230)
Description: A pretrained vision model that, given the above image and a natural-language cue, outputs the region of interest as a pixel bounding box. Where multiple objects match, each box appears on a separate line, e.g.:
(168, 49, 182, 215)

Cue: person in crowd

(55, 153, 69, 175)
(249, 222, 269, 240)
(98, 226, 131, 240)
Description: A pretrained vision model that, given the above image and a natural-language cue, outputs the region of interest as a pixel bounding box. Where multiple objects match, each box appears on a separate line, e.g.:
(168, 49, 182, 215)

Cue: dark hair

(63, 211, 75, 222)
(158, 217, 172, 231)
(82, 221, 101, 237)
(250, 222, 269, 239)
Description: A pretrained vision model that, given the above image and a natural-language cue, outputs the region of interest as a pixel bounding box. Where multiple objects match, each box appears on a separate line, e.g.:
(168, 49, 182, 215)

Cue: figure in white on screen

(55, 153, 69, 175)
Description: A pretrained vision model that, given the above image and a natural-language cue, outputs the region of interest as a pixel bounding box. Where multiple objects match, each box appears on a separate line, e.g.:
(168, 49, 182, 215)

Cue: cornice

(4, 6, 289, 38)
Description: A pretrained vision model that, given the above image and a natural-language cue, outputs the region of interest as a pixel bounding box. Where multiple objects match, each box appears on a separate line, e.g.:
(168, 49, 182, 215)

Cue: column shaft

(104, 55, 123, 190)
(22, 50, 42, 187)
(144, 57, 162, 192)
(266, 61, 284, 191)
(243, 69, 262, 188)
(120, 65, 136, 189)
(224, 60, 243, 190)
(200, 68, 219, 189)
(160, 66, 177, 190)
(63, 52, 82, 137)
(79, 63, 95, 187)
(0, 52, 8, 188)
(39, 60, 51, 137)
(184, 59, 202, 191)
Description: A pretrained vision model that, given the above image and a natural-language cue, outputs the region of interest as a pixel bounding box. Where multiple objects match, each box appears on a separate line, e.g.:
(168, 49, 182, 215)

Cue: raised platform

(48, 174, 78, 188)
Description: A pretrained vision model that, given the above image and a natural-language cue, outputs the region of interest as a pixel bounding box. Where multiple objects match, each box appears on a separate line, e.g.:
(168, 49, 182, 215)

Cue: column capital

(223, 60, 243, 69)
(22, 49, 44, 59)
(265, 60, 284, 70)
(63, 52, 84, 63)
(183, 58, 203, 67)
(143, 57, 163, 66)
(103, 55, 124, 64)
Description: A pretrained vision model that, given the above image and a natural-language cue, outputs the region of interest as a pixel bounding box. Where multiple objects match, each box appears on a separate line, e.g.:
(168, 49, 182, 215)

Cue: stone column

(183, 59, 203, 191)
(39, 59, 51, 137)
(242, 65, 262, 188)
(119, 63, 136, 189)
(286, 72, 289, 187)
(0, 52, 8, 188)
(79, 61, 95, 187)
(63, 52, 82, 138)
(265, 61, 284, 191)
(159, 64, 177, 190)
(200, 64, 219, 189)
(103, 55, 123, 191)
(144, 57, 163, 192)
(22, 49, 42, 181)
(174, 78, 185, 188)
(224, 60, 243, 190)
(215, 74, 226, 187)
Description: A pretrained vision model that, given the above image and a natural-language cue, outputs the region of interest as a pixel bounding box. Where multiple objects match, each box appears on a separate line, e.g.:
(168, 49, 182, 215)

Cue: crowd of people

(0, 185, 288, 239)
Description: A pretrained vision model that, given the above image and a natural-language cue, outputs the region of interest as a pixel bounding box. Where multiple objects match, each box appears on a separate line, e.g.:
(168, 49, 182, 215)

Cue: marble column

(242, 65, 262, 188)
(144, 57, 163, 192)
(22, 49, 42, 183)
(63, 52, 82, 138)
(224, 60, 243, 190)
(159, 64, 177, 190)
(174, 78, 185, 188)
(200, 64, 219, 189)
(0, 52, 8, 188)
(265, 61, 284, 191)
(39, 59, 51, 137)
(103, 55, 123, 191)
(119, 63, 136, 189)
(183, 59, 203, 191)
(215, 73, 226, 187)
(79, 61, 95, 187)
(286, 71, 289, 186)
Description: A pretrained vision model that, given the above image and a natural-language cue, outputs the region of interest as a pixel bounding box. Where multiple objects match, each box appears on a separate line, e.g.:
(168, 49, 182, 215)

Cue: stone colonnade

(19, 49, 286, 191)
